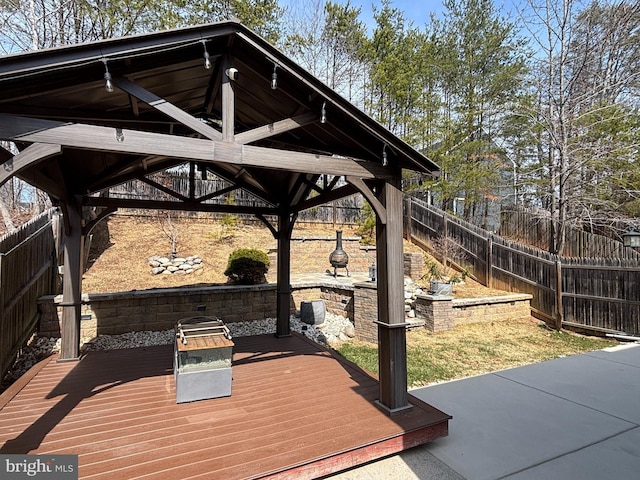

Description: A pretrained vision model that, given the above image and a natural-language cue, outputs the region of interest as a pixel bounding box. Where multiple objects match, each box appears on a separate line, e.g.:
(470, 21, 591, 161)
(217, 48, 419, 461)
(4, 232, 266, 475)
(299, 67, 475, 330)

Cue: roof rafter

(235, 112, 318, 145)
(113, 77, 223, 141)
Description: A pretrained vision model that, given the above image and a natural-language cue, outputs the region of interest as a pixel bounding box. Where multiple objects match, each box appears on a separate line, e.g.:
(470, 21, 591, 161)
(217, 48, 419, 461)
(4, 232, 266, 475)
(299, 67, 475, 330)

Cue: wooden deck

(0, 333, 450, 479)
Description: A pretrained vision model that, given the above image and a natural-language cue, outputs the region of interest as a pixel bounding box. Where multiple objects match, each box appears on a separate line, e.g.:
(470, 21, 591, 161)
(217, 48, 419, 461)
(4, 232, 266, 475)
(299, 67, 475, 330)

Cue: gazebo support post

(275, 209, 293, 337)
(374, 178, 412, 415)
(59, 196, 83, 361)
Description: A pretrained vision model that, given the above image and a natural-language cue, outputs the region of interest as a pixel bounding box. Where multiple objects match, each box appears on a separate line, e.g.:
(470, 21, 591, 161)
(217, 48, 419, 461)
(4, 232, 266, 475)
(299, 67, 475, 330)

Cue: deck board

(0, 333, 449, 479)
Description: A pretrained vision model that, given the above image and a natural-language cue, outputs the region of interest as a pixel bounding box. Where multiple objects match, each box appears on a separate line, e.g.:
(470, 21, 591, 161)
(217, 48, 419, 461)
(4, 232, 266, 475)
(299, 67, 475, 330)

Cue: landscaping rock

(148, 255, 203, 275)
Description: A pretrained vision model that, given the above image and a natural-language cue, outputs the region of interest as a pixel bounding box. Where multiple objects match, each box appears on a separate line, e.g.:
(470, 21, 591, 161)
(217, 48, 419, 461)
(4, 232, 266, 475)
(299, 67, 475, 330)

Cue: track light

(202, 41, 212, 70)
(382, 144, 388, 166)
(321, 102, 327, 124)
(271, 63, 278, 90)
(102, 59, 114, 93)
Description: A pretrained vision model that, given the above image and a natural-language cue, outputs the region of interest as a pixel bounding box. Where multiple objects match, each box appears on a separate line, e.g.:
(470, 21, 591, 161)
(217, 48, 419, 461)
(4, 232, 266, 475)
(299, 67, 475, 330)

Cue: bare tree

(517, 0, 640, 253)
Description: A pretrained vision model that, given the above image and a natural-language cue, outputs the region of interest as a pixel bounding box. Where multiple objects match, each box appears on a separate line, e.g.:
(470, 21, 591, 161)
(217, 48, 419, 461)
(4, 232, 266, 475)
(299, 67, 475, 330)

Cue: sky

(283, 0, 522, 32)
(305, 0, 445, 29)
(343, 0, 446, 27)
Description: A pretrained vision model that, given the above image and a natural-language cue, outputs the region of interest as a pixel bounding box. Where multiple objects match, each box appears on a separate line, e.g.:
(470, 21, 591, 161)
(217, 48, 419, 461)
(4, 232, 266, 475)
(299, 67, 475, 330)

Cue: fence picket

(408, 197, 640, 335)
(1, 209, 57, 377)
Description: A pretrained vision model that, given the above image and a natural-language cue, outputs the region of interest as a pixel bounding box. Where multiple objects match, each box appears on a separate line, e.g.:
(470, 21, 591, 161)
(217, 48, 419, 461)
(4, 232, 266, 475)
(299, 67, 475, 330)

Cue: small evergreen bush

(224, 248, 270, 284)
(356, 202, 376, 245)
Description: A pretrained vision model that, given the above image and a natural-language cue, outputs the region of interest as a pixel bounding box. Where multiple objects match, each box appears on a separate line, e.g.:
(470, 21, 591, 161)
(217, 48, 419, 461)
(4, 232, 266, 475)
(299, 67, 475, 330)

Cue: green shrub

(224, 248, 270, 284)
(356, 202, 376, 245)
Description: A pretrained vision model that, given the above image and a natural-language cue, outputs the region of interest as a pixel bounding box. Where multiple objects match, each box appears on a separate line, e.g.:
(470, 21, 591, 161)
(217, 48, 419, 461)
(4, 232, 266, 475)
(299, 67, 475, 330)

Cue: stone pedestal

(416, 294, 455, 332)
(403, 252, 423, 280)
(353, 282, 378, 343)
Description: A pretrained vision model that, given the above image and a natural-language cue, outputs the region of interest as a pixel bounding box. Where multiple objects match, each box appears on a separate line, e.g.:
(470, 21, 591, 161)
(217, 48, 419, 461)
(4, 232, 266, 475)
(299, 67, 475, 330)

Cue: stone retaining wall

(37, 282, 532, 343)
(351, 287, 532, 341)
(38, 284, 280, 338)
(453, 295, 533, 326)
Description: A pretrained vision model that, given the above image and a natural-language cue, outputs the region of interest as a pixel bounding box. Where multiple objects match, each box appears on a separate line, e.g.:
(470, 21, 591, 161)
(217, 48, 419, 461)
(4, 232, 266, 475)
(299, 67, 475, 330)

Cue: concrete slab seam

(495, 425, 640, 480)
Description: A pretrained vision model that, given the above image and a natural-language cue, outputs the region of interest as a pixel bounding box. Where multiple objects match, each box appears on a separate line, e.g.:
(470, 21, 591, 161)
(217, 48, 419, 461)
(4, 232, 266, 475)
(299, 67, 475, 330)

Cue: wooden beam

(239, 144, 389, 179)
(375, 178, 411, 415)
(196, 183, 238, 203)
(83, 206, 117, 237)
(235, 112, 318, 145)
(288, 173, 317, 206)
(139, 176, 190, 202)
(59, 196, 83, 360)
(113, 77, 223, 141)
(203, 162, 276, 206)
(83, 196, 278, 215)
(276, 209, 293, 337)
(0, 114, 391, 179)
(346, 176, 387, 225)
(256, 214, 278, 238)
(293, 183, 359, 213)
(0, 143, 62, 188)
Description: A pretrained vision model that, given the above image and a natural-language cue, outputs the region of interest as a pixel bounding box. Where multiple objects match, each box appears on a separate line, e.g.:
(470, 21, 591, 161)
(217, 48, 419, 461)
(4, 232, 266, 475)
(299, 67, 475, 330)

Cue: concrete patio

(327, 342, 640, 479)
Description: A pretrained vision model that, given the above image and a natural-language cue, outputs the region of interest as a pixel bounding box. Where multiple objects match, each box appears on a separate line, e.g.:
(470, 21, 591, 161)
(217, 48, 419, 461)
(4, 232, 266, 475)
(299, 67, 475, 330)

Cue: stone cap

(38, 283, 278, 303)
(452, 293, 533, 307)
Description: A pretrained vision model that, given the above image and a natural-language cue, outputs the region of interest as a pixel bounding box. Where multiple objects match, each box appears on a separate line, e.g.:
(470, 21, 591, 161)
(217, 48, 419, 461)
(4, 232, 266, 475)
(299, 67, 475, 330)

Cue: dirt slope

(82, 214, 503, 297)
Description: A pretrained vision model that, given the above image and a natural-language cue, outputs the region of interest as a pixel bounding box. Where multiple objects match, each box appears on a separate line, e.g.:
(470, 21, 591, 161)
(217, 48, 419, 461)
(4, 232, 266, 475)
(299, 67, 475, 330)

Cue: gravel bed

(1, 313, 354, 393)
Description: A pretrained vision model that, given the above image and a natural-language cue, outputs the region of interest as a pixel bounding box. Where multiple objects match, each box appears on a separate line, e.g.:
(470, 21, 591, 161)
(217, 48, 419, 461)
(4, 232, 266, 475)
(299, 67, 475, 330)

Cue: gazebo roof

(0, 20, 439, 213)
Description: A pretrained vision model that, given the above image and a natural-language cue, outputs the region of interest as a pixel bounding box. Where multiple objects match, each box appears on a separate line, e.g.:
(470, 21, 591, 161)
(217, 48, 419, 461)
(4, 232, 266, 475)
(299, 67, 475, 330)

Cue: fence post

(404, 196, 413, 242)
(332, 201, 337, 228)
(486, 236, 493, 288)
(442, 212, 448, 240)
(555, 260, 563, 330)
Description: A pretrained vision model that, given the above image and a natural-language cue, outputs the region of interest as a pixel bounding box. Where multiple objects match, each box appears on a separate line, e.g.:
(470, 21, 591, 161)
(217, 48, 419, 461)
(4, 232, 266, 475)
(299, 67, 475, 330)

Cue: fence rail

(405, 197, 640, 335)
(1, 209, 58, 377)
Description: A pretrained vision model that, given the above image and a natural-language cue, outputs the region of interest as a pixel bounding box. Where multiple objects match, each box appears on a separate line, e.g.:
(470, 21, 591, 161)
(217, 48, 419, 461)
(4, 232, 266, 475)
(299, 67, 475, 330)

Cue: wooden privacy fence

(0, 209, 58, 377)
(500, 208, 640, 259)
(405, 197, 640, 336)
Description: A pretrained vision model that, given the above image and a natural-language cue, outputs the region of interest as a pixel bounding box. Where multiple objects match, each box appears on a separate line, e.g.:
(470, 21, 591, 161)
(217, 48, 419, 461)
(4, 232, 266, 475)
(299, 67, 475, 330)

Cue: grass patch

(335, 318, 618, 388)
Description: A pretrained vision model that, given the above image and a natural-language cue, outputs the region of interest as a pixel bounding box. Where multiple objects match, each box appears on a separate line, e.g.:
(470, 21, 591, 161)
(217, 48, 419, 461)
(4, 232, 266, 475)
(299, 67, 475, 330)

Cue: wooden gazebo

(0, 21, 439, 415)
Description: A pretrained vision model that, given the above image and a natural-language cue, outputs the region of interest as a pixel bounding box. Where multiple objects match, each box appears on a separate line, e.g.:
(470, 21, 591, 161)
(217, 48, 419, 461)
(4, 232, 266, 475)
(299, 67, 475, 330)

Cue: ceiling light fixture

(202, 40, 212, 70)
(102, 59, 114, 93)
(320, 102, 327, 124)
(382, 144, 388, 166)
